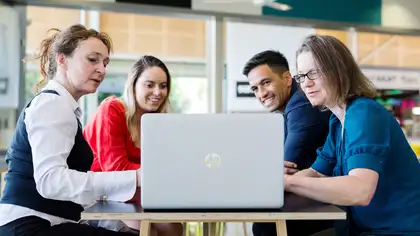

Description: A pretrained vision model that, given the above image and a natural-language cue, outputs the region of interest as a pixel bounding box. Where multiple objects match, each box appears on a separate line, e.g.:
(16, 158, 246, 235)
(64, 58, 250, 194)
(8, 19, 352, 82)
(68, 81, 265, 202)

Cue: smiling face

(296, 51, 329, 107)
(135, 66, 169, 112)
(58, 37, 110, 98)
(247, 64, 292, 112)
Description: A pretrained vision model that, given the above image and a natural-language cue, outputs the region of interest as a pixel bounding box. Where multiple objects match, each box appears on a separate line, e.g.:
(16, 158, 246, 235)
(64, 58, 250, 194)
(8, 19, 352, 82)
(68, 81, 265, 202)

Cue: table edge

(81, 212, 346, 221)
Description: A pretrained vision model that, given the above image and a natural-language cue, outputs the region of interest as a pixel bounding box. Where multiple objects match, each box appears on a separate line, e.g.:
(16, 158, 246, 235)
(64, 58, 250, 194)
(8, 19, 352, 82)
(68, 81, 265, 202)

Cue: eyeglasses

(293, 70, 320, 84)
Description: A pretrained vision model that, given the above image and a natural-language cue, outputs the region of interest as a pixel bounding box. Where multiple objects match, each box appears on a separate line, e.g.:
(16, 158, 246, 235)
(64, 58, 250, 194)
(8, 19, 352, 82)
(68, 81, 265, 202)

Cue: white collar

(42, 80, 82, 118)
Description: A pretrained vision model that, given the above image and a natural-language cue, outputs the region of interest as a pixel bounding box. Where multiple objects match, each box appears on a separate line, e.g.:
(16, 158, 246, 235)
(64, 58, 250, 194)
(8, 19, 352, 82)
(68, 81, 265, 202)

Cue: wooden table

(82, 193, 346, 236)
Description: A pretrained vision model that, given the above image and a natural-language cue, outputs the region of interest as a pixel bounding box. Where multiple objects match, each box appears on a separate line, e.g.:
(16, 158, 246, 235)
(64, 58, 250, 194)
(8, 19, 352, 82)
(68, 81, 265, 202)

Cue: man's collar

(271, 80, 298, 114)
(290, 79, 298, 97)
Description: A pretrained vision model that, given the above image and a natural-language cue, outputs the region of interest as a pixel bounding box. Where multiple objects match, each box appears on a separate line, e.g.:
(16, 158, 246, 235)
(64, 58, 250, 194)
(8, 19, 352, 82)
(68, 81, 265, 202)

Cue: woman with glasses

(286, 35, 420, 236)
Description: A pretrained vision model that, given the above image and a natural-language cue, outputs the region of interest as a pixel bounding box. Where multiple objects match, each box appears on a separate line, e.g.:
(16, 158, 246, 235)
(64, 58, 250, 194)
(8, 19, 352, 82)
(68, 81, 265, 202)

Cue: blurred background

(1, 0, 420, 235)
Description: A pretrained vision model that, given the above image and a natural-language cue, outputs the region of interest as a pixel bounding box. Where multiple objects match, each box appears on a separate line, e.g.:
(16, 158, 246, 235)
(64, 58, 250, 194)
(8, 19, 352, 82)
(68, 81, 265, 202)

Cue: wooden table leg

(140, 220, 151, 236)
(276, 220, 287, 236)
(210, 223, 217, 236)
(242, 222, 248, 236)
(203, 222, 208, 236)
(203, 222, 218, 236)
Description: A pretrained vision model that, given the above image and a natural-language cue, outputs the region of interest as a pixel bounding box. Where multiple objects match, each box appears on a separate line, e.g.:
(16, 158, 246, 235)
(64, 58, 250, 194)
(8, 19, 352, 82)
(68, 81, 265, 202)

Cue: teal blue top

(312, 97, 420, 235)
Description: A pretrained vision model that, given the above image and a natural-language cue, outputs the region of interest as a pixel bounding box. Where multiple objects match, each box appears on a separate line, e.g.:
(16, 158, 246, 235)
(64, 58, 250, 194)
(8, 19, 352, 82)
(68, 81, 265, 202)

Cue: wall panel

(399, 36, 420, 68)
(26, 6, 80, 52)
(315, 29, 350, 46)
(26, 7, 206, 60)
(100, 12, 205, 59)
(315, 29, 420, 69)
(358, 33, 420, 68)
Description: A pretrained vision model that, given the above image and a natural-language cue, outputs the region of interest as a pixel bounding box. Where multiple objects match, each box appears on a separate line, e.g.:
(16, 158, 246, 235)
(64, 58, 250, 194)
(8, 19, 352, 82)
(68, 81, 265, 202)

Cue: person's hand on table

(284, 161, 298, 175)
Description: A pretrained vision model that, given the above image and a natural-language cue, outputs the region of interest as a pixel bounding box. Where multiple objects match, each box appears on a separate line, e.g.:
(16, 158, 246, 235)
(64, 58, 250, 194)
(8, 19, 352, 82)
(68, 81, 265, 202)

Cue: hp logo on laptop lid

(205, 153, 221, 168)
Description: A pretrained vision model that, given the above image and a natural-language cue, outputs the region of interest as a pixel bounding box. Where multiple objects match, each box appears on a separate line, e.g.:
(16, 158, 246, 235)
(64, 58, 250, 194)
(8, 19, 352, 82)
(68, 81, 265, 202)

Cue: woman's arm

(84, 98, 140, 171)
(293, 168, 325, 177)
(285, 168, 378, 206)
(286, 101, 390, 207)
(26, 94, 137, 205)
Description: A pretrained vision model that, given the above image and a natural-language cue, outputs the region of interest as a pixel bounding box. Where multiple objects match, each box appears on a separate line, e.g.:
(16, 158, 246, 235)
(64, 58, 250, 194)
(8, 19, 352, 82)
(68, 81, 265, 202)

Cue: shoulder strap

(25, 89, 60, 109)
(31, 89, 83, 129)
(39, 89, 59, 96)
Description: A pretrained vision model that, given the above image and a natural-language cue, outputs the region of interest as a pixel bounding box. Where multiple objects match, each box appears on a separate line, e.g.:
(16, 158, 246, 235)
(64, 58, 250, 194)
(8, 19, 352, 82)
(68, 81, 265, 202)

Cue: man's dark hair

(242, 50, 290, 77)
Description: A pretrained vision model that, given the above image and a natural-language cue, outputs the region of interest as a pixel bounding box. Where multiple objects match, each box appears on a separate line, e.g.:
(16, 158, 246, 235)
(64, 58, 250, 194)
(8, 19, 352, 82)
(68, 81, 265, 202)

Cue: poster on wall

(362, 67, 420, 90)
(0, 6, 19, 109)
(225, 21, 315, 113)
(236, 81, 254, 98)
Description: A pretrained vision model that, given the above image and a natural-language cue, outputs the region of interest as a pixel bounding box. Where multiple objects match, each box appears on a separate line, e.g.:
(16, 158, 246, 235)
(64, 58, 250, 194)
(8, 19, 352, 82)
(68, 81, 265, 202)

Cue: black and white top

(0, 80, 137, 226)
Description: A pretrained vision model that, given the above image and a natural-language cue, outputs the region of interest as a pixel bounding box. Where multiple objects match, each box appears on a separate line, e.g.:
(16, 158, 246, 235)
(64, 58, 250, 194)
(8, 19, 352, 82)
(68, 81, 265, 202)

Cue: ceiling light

(263, 1, 293, 11)
(202, 0, 293, 10)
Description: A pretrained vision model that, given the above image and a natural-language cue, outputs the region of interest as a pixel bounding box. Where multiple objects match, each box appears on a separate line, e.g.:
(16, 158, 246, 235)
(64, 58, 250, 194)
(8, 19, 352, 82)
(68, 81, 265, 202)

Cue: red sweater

(83, 96, 141, 172)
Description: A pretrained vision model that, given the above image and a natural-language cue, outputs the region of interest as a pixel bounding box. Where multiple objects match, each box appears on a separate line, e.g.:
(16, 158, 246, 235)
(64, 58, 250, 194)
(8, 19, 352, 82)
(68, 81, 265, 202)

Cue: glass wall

(21, 6, 420, 141)
(24, 6, 209, 125)
(316, 29, 420, 141)
(97, 61, 208, 114)
(24, 6, 80, 103)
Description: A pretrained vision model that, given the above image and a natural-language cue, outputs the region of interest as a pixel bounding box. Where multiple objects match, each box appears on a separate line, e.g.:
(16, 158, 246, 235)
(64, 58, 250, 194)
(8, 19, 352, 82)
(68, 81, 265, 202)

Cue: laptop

(140, 113, 284, 211)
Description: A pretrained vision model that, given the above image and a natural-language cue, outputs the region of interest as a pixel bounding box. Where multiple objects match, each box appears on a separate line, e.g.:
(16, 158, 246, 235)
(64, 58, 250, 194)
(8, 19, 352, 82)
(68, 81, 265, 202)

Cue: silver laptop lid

(140, 113, 284, 210)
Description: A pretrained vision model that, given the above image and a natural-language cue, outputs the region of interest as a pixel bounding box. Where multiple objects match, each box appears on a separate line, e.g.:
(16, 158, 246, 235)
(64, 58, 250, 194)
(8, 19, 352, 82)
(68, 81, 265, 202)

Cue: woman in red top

(84, 55, 183, 236)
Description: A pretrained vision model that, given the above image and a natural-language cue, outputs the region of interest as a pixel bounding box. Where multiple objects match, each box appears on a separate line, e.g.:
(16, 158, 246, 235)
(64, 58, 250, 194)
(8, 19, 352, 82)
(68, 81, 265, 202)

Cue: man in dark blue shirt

(243, 50, 332, 236)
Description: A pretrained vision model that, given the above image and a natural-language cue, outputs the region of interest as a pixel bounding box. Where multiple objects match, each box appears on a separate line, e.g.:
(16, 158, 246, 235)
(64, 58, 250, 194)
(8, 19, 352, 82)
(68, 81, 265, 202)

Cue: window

(25, 70, 41, 103)
(97, 74, 126, 104)
(97, 75, 208, 114)
(171, 77, 208, 113)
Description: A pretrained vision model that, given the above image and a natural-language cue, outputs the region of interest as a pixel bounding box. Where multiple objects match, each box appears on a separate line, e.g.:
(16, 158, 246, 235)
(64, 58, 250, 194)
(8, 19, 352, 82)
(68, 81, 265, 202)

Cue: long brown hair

(120, 55, 172, 146)
(27, 24, 112, 92)
(296, 35, 377, 107)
